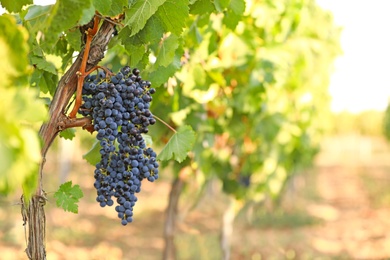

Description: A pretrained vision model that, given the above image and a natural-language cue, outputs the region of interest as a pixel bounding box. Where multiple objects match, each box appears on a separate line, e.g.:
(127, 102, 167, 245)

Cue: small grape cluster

(79, 66, 159, 225)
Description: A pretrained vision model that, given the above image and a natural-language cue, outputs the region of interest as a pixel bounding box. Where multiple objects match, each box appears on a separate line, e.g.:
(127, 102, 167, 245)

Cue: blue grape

(79, 66, 159, 224)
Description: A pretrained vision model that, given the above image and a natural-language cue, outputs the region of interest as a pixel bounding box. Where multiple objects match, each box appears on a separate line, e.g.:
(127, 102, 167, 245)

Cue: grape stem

(153, 115, 177, 133)
(68, 14, 101, 118)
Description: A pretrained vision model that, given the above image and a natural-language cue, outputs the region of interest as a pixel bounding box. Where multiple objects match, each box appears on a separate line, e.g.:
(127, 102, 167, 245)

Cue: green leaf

(158, 125, 196, 163)
(155, 34, 179, 67)
(223, 8, 241, 30)
(121, 15, 164, 50)
(83, 141, 101, 166)
(23, 5, 52, 37)
(0, 15, 30, 86)
(65, 29, 81, 51)
(0, 88, 46, 195)
(155, 0, 189, 35)
(229, 0, 245, 15)
(189, 0, 215, 15)
(79, 4, 95, 25)
(137, 15, 165, 44)
(30, 56, 57, 75)
(31, 69, 58, 95)
(24, 5, 52, 21)
(124, 43, 146, 67)
(124, 0, 166, 36)
(45, 0, 92, 46)
(108, 0, 127, 16)
(93, 0, 112, 15)
(142, 134, 153, 146)
(59, 128, 76, 140)
(149, 50, 182, 87)
(214, 0, 230, 12)
(0, 0, 32, 13)
(61, 48, 75, 71)
(54, 181, 84, 213)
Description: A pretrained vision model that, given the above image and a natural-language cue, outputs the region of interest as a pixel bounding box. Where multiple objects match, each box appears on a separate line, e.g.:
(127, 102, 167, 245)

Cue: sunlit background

(318, 0, 390, 112)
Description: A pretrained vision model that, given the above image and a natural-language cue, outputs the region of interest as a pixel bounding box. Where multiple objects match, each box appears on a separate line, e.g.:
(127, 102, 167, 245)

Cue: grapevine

(79, 66, 159, 225)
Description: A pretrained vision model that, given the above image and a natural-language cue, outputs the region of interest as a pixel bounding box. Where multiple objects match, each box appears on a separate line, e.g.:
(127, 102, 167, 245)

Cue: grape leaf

(93, 0, 112, 15)
(120, 15, 163, 45)
(24, 5, 52, 21)
(30, 69, 57, 94)
(124, 0, 166, 36)
(79, 4, 95, 25)
(155, 0, 189, 35)
(108, 0, 127, 16)
(59, 128, 76, 140)
(230, 0, 245, 15)
(30, 56, 57, 75)
(65, 29, 81, 51)
(23, 5, 52, 37)
(45, 0, 91, 46)
(54, 181, 84, 213)
(0, 0, 32, 13)
(158, 125, 196, 163)
(83, 141, 101, 166)
(136, 15, 165, 44)
(155, 34, 179, 67)
(214, 0, 231, 12)
(124, 43, 146, 67)
(223, 8, 241, 30)
(189, 0, 215, 15)
(149, 50, 182, 87)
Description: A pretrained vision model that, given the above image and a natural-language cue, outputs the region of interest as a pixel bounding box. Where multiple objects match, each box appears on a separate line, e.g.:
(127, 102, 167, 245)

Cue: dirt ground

(1, 134, 390, 260)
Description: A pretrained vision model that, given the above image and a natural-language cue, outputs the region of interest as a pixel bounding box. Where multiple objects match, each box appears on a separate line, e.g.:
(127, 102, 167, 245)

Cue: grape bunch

(79, 66, 159, 225)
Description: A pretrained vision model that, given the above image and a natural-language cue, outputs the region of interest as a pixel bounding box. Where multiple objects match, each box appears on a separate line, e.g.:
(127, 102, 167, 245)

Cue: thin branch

(153, 115, 177, 133)
(57, 115, 93, 132)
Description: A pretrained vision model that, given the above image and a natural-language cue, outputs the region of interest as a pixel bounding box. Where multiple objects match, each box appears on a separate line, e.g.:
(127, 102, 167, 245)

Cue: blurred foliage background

(1, 0, 390, 259)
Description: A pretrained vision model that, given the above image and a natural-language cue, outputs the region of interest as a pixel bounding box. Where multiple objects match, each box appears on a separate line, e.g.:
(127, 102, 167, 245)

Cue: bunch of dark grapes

(79, 66, 159, 225)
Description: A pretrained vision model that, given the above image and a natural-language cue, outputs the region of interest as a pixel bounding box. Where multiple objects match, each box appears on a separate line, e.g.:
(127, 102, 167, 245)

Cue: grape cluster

(79, 66, 159, 225)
